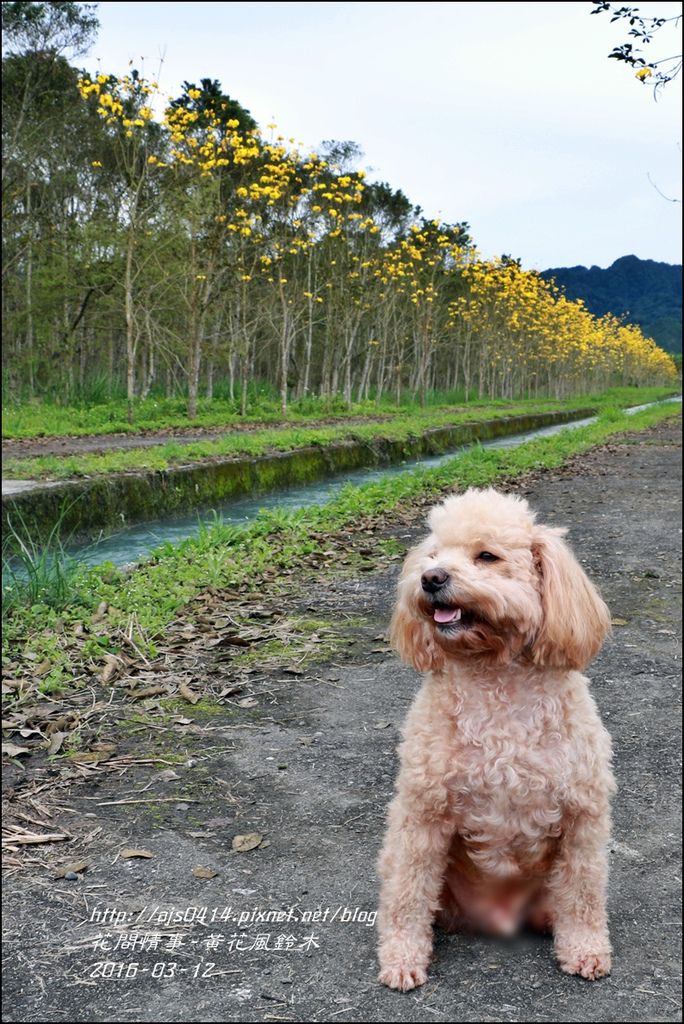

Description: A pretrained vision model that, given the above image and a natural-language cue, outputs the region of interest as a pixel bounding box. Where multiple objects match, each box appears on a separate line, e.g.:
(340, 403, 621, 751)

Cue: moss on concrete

(2, 408, 594, 547)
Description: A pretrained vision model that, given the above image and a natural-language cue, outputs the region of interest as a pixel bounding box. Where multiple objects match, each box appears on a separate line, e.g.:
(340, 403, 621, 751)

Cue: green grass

(3, 399, 573, 479)
(3, 387, 679, 481)
(2, 401, 679, 692)
(1, 389, 499, 438)
(2, 385, 677, 441)
(2, 502, 87, 615)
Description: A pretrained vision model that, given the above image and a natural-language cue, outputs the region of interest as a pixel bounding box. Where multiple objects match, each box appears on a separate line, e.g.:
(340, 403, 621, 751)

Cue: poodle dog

(377, 487, 615, 991)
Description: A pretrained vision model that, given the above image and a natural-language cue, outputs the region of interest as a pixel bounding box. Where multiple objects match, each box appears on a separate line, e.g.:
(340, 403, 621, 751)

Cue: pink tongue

(434, 606, 461, 624)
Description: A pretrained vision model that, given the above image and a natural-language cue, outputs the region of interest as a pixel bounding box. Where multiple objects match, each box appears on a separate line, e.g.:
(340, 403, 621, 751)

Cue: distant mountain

(540, 255, 682, 353)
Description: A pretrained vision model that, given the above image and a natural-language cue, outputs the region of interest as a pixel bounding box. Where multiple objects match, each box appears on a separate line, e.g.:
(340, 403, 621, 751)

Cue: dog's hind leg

(435, 878, 465, 934)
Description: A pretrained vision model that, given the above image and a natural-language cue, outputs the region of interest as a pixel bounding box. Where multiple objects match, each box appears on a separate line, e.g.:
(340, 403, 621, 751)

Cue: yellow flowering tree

(78, 70, 160, 419)
(62, 70, 680, 412)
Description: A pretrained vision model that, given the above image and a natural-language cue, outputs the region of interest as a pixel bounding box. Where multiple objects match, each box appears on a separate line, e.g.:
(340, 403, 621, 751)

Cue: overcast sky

(91, 1, 682, 270)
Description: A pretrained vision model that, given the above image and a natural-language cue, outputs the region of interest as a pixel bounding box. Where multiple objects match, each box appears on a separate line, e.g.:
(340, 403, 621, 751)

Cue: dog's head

(390, 488, 611, 673)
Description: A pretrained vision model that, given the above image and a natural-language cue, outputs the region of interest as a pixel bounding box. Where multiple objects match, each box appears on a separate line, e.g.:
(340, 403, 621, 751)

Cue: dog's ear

(531, 526, 611, 671)
(389, 545, 444, 673)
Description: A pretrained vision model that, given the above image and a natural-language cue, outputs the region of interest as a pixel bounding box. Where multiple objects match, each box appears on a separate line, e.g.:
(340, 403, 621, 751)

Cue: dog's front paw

(378, 961, 428, 991)
(556, 934, 611, 980)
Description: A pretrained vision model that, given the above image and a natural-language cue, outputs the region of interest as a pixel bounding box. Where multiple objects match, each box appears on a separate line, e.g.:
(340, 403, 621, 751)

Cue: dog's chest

(446, 689, 571, 839)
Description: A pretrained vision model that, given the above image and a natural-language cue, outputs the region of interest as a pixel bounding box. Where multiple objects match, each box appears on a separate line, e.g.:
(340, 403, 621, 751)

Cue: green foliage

(170, 78, 256, 134)
(3, 384, 675, 443)
(597, 404, 622, 423)
(0, 389, 522, 438)
(2, 501, 87, 614)
(1, 1, 98, 58)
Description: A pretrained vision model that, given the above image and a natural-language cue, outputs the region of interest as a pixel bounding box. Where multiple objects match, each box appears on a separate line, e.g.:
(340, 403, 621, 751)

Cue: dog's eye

(476, 551, 500, 562)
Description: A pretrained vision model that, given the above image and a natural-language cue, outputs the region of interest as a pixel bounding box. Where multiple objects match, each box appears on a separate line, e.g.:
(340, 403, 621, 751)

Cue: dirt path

(2, 420, 681, 1023)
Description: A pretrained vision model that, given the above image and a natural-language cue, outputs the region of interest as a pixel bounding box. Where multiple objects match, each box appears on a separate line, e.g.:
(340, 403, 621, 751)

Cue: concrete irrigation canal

(1, 400, 680, 569)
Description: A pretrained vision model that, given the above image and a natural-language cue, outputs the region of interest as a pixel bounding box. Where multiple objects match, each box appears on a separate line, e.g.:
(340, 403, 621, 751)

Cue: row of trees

(2, 3, 677, 417)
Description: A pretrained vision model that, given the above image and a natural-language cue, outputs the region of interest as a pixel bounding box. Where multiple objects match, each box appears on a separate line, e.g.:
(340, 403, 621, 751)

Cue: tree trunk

(187, 308, 201, 419)
(25, 181, 35, 398)
(278, 282, 292, 415)
(280, 318, 290, 416)
(301, 300, 314, 399)
(125, 226, 136, 422)
(240, 367, 248, 416)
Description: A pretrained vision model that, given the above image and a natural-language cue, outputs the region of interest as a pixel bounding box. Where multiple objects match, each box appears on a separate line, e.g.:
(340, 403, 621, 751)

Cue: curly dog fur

(377, 487, 616, 991)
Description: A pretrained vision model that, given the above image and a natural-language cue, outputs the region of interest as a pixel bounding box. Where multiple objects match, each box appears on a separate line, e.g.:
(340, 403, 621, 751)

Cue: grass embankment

(2, 385, 676, 443)
(2, 387, 677, 480)
(4, 391, 536, 439)
(2, 400, 575, 479)
(2, 401, 679, 698)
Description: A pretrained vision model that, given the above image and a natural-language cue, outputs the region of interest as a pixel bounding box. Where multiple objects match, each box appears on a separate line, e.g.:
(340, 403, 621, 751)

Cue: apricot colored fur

(378, 488, 615, 991)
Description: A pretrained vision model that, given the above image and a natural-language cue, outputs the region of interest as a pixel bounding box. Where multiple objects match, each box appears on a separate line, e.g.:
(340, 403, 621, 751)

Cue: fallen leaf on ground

(179, 682, 200, 704)
(101, 654, 122, 684)
(219, 684, 243, 698)
(54, 860, 89, 879)
(91, 602, 109, 625)
(45, 714, 77, 735)
(232, 833, 264, 853)
(2, 679, 24, 691)
(45, 732, 65, 755)
(120, 848, 154, 859)
(129, 685, 167, 700)
(611, 618, 628, 626)
(217, 635, 250, 648)
(237, 697, 258, 708)
(2, 742, 30, 757)
(72, 751, 112, 764)
(192, 866, 219, 879)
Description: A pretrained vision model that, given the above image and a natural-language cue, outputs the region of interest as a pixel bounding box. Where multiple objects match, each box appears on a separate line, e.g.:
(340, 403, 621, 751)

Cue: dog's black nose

(421, 568, 450, 593)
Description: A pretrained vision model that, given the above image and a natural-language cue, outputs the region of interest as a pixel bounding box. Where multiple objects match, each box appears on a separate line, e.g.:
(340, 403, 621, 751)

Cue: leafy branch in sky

(590, 2, 682, 95)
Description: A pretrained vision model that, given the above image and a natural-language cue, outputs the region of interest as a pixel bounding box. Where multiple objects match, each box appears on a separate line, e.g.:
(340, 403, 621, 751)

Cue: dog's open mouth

(432, 603, 477, 633)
